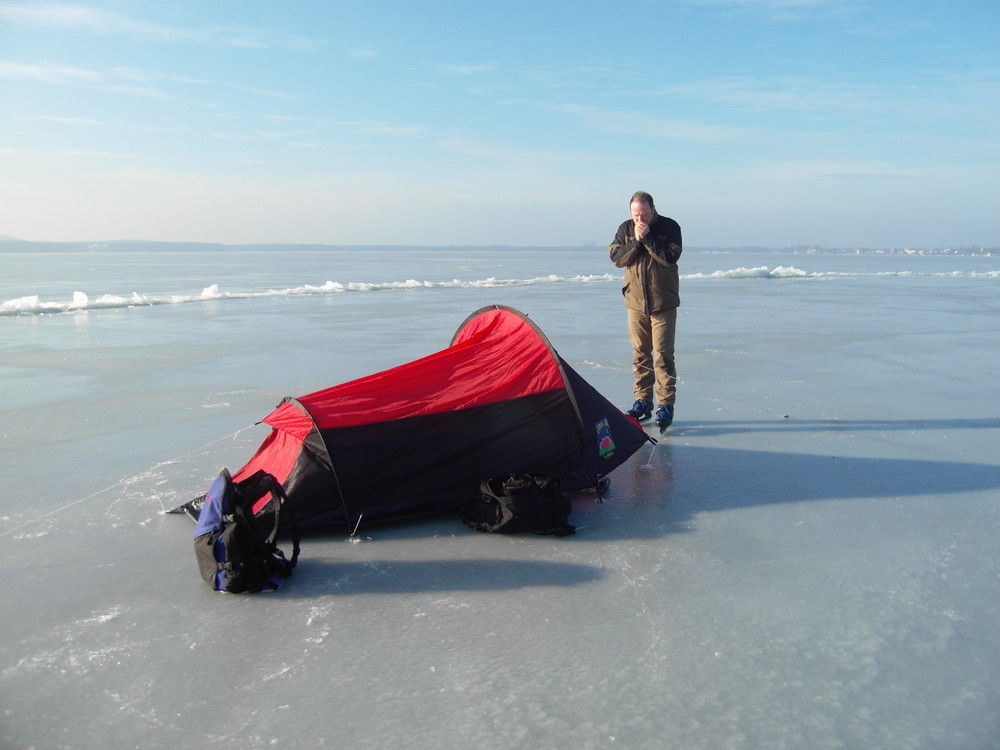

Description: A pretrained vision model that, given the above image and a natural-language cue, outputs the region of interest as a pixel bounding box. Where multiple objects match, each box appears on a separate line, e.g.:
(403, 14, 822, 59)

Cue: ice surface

(2, 249, 999, 749)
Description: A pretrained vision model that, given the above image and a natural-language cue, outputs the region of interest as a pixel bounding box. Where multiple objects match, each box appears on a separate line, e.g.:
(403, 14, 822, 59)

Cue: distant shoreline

(0, 236, 994, 256)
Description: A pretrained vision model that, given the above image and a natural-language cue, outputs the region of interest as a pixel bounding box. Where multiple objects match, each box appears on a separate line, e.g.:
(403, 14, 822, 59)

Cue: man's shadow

(673, 416, 1000, 438)
(578, 416, 1000, 540)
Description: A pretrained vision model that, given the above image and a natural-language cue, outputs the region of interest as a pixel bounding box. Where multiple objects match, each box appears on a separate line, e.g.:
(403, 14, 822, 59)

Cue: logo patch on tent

(595, 418, 616, 457)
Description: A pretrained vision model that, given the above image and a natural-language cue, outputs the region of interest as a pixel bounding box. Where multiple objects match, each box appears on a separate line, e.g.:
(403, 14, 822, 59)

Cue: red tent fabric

(217, 305, 651, 533)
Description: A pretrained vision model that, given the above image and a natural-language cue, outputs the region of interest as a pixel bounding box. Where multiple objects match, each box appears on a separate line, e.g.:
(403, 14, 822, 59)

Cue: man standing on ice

(609, 191, 682, 429)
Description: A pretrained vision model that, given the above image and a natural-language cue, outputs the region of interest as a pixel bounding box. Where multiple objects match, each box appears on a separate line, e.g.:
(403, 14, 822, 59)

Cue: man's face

(631, 201, 653, 225)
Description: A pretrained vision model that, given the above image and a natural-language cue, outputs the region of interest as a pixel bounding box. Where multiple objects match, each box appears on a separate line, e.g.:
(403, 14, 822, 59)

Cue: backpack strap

(233, 472, 300, 575)
(265, 476, 300, 570)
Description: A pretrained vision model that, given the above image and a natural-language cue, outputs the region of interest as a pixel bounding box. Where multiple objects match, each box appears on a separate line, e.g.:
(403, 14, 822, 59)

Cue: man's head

(630, 191, 656, 224)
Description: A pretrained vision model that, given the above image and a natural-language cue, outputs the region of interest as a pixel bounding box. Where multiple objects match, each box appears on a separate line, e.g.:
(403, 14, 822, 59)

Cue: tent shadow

(281, 558, 605, 597)
(271, 417, 1000, 545)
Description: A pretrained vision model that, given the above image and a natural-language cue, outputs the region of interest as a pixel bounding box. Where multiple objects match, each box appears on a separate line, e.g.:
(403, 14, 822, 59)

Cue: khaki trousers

(627, 307, 677, 405)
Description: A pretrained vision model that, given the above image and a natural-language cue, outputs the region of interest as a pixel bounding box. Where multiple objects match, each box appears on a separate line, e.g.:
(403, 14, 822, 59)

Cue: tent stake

(348, 514, 364, 541)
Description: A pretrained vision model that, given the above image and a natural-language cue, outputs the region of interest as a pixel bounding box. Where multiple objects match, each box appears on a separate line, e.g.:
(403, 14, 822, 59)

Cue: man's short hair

(630, 191, 656, 210)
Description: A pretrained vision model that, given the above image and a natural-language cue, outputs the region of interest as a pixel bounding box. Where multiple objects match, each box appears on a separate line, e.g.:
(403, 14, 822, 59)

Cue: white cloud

(355, 125, 429, 138)
(0, 60, 100, 84)
(553, 103, 755, 142)
(661, 73, 1000, 128)
(439, 62, 501, 76)
(434, 136, 611, 165)
(692, 0, 851, 7)
(682, 0, 862, 22)
(111, 66, 296, 100)
(97, 84, 172, 100)
(341, 43, 380, 59)
(0, 1, 319, 49)
(0, 2, 199, 40)
(0, 146, 138, 166)
(62, 148, 139, 160)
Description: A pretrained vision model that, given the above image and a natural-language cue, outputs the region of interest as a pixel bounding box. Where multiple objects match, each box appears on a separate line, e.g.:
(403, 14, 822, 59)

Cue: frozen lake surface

(2, 247, 999, 749)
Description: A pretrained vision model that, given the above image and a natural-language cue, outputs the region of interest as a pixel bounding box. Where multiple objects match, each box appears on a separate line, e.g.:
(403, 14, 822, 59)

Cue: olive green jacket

(609, 214, 682, 314)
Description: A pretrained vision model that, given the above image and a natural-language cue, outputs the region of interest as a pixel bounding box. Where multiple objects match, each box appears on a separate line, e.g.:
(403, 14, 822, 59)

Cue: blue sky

(1, 0, 997, 247)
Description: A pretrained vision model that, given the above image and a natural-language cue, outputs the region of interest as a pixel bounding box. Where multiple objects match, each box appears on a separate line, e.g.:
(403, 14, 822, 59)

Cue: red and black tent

(184, 305, 651, 533)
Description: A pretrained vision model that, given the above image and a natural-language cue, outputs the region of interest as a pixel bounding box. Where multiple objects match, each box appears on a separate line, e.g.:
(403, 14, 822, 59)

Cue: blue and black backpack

(193, 468, 300, 593)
